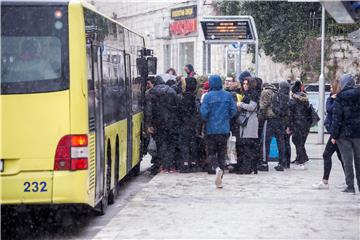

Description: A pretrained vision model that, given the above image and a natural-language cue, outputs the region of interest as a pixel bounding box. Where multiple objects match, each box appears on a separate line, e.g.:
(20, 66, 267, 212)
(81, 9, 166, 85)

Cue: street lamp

(318, 5, 326, 145)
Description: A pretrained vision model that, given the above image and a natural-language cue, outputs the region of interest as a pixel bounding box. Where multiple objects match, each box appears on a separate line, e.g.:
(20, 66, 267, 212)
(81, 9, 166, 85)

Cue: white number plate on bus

(0, 160, 3, 172)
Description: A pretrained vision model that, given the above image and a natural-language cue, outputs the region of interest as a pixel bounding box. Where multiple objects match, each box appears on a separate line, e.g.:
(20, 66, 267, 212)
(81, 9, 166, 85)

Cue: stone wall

(239, 36, 359, 83)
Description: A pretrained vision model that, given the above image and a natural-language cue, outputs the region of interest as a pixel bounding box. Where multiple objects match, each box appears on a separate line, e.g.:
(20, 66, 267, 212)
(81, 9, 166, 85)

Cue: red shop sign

(169, 18, 197, 36)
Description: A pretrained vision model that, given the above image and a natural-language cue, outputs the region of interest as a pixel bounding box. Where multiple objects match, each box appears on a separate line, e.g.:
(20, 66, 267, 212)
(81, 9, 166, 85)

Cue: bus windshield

(1, 5, 69, 94)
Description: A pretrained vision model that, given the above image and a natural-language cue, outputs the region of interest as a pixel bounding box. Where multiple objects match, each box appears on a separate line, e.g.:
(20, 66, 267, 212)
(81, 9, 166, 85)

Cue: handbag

(308, 104, 320, 127)
(237, 111, 249, 127)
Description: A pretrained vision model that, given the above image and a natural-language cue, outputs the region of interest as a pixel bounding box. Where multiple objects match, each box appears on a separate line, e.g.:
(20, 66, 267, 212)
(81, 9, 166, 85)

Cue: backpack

(271, 90, 282, 117)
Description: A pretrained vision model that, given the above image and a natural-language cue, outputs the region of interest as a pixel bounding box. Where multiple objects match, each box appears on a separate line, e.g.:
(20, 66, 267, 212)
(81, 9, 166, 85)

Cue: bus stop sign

(200, 16, 259, 75)
(201, 20, 253, 41)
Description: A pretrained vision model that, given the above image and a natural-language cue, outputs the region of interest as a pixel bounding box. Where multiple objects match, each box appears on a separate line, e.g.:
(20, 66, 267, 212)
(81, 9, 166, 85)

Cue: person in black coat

(144, 75, 178, 173)
(178, 77, 199, 173)
(289, 80, 311, 168)
(330, 74, 360, 193)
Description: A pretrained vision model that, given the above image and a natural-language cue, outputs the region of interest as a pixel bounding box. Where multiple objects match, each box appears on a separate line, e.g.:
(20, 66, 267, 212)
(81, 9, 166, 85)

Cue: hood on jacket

(264, 83, 277, 92)
(185, 77, 197, 92)
(292, 92, 308, 102)
(209, 75, 223, 91)
(154, 75, 165, 85)
(151, 84, 173, 97)
(238, 71, 251, 84)
(340, 74, 355, 90)
(279, 80, 291, 94)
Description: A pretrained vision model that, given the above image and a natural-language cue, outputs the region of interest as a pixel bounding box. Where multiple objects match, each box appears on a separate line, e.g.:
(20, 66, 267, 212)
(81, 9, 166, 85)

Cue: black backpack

(271, 90, 282, 117)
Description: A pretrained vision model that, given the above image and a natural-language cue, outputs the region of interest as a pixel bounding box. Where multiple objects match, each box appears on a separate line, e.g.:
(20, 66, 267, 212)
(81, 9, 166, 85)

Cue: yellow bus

(1, 0, 155, 215)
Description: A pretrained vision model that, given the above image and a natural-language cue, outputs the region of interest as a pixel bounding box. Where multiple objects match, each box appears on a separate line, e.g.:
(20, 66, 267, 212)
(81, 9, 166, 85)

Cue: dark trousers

(264, 119, 286, 165)
(258, 119, 265, 164)
(207, 134, 229, 171)
(292, 128, 310, 164)
(237, 138, 258, 174)
(284, 133, 291, 167)
(153, 130, 175, 169)
(323, 136, 344, 180)
(180, 130, 198, 167)
(337, 138, 360, 189)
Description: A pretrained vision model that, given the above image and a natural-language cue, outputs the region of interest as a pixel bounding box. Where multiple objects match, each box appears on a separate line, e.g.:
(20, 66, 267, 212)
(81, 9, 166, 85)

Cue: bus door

(125, 53, 132, 173)
(88, 43, 105, 202)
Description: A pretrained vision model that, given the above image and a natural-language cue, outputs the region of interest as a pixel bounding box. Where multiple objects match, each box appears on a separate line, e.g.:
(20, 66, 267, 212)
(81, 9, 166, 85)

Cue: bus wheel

(107, 142, 115, 205)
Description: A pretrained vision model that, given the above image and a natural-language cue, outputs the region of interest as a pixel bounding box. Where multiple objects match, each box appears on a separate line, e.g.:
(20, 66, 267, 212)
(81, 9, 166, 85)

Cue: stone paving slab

(93, 135, 360, 239)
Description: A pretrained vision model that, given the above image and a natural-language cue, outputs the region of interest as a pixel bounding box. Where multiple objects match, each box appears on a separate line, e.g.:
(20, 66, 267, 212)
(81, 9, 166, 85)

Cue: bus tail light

(54, 135, 88, 171)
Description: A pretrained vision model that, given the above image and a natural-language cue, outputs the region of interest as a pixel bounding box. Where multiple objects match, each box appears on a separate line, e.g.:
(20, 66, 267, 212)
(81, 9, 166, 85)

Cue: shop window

(179, 42, 194, 75)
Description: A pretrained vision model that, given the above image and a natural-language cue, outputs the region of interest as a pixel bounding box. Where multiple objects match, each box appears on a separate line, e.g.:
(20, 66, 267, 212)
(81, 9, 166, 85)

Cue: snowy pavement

(93, 134, 360, 239)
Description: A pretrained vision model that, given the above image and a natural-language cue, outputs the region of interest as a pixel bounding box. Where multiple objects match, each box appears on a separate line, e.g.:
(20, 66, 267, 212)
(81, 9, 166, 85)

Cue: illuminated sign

(201, 20, 253, 41)
(170, 19, 197, 36)
(171, 5, 197, 20)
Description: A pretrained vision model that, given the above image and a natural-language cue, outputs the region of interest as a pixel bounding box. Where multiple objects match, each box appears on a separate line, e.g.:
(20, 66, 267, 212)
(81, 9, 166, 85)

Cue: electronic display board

(201, 20, 253, 41)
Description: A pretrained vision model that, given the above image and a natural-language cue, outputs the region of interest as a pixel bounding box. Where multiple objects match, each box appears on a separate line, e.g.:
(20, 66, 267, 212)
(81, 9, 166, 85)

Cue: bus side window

(86, 46, 95, 132)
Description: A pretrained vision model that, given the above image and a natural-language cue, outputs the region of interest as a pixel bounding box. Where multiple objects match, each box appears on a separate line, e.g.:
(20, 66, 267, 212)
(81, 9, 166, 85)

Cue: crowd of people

(143, 64, 360, 192)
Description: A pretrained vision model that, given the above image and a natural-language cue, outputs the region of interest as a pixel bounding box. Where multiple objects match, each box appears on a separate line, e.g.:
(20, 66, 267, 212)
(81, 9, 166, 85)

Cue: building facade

(89, 0, 360, 82)
(90, 0, 245, 77)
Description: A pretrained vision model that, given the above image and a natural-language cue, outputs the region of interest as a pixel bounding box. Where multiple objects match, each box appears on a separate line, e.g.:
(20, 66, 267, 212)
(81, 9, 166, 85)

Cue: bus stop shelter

(200, 16, 259, 76)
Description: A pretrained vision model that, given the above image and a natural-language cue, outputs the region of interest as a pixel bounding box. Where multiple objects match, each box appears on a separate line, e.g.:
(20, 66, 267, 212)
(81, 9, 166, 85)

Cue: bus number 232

(24, 181, 47, 192)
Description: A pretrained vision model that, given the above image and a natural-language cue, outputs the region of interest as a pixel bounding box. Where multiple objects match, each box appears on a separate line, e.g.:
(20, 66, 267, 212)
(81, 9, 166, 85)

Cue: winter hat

(238, 71, 251, 84)
(340, 74, 355, 90)
(279, 80, 291, 91)
(185, 77, 197, 92)
(291, 80, 302, 93)
(185, 64, 194, 73)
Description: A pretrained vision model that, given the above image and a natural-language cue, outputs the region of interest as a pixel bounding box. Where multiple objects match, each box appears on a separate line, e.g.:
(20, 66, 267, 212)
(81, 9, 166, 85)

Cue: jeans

(207, 134, 229, 171)
(323, 136, 344, 181)
(292, 128, 310, 164)
(336, 138, 360, 189)
(264, 119, 286, 166)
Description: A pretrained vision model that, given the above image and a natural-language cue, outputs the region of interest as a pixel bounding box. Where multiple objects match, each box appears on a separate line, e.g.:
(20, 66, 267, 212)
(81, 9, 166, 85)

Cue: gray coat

(238, 100, 259, 139)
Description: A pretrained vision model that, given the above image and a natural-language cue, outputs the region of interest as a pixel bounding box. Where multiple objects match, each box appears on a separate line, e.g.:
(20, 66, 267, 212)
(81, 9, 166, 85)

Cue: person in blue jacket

(200, 74, 237, 188)
(312, 80, 344, 189)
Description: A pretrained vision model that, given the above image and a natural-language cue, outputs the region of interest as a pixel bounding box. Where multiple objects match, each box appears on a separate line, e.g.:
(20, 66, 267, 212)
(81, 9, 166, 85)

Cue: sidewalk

(93, 134, 360, 239)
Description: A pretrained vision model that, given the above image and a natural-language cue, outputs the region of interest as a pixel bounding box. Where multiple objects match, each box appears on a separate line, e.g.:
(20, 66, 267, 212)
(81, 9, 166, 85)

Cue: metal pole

(204, 42, 208, 75)
(225, 47, 228, 76)
(255, 41, 259, 76)
(317, 6, 325, 144)
(238, 42, 242, 75)
(207, 44, 211, 74)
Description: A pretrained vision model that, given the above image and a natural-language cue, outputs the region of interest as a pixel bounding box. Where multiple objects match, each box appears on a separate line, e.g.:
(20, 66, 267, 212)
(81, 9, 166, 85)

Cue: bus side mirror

(147, 57, 157, 75)
(136, 58, 147, 76)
